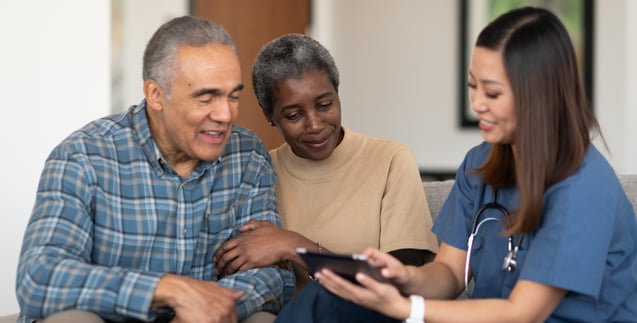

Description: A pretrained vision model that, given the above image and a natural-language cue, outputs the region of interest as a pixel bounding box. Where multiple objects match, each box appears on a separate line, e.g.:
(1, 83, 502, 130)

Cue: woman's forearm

(401, 262, 464, 299)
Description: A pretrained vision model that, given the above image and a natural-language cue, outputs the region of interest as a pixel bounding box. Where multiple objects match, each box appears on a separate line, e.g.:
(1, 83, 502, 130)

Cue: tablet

(296, 248, 388, 284)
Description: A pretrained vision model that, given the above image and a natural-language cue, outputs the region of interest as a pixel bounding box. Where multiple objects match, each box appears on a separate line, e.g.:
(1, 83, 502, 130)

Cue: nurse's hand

(357, 248, 414, 291)
(315, 268, 411, 320)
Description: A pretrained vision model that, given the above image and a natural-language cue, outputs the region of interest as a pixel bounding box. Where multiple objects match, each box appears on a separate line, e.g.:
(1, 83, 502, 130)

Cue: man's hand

(152, 274, 243, 323)
(214, 220, 291, 276)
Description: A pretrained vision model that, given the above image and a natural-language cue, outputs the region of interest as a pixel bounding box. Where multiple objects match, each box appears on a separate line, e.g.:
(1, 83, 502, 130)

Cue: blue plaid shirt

(16, 101, 295, 322)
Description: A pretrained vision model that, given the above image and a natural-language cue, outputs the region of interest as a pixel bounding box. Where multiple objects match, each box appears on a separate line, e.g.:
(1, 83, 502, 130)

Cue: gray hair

(142, 16, 237, 95)
(252, 33, 339, 118)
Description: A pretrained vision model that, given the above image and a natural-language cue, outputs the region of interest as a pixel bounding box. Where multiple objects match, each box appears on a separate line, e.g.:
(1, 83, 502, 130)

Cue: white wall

(111, 0, 189, 113)
(312, 0, 479, 172)
(589, 0, 637, 174)
(0, 0, 190, 316)
(311, 0, 637, 175)
(0, 0, 636, 317)
(594, 0, 636, 174)
(0, 0, 111, 315)
(626, 1, 637, 173)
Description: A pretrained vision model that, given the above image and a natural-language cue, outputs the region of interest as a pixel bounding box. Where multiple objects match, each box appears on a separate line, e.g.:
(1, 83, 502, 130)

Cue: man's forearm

(217, 267, 295, 319)
(17, 251, 162, 321)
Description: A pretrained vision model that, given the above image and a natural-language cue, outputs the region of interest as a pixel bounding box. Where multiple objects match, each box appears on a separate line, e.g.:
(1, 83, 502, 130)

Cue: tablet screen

(296, 248, 388, 284)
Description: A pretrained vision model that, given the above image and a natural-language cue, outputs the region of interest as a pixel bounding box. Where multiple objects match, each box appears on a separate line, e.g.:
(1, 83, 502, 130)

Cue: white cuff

(403, 294, 425, 323)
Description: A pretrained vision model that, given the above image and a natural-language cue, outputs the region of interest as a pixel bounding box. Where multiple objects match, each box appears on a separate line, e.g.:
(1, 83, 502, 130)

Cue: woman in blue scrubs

(304, 6, 637, 322)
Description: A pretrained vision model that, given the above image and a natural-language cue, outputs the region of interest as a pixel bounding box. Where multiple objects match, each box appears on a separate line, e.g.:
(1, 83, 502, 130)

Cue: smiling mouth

(480, 119, 495, 126)
(200, 130, 226, 143)
(303, 137, 329, 149)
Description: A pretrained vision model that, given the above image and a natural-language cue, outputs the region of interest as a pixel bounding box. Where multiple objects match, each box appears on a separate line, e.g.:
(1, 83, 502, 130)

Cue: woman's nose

(470, 91, 487, 114)
(304, 111, 323, 133)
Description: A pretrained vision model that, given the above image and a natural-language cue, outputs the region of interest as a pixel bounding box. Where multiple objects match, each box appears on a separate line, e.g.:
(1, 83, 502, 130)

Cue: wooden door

(193, 0, 311, 150)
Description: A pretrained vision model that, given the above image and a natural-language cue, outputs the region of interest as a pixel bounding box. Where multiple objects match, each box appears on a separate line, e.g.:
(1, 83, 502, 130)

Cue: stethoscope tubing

(464, 189, 524, 297)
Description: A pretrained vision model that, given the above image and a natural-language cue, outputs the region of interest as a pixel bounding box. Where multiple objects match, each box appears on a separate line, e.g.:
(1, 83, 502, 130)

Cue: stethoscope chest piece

(502, 249, 518, 272)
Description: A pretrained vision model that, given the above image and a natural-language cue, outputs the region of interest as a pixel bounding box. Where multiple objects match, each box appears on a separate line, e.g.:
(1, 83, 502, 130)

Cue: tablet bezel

(296, 247, 388, 284)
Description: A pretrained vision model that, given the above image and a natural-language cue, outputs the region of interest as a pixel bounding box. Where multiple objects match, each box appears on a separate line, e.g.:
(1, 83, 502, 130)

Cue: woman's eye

(317, 101, 332, 110)
(285, 112, 300, 121)
(486, 93, 501, 99)
(467, 82, 476, 89)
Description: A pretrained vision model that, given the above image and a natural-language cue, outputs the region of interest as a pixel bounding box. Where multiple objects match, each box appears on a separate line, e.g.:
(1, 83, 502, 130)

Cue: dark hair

(142, 16, 236, 95)
(251, 33, 339, 119)
(475, 7, 601, 233)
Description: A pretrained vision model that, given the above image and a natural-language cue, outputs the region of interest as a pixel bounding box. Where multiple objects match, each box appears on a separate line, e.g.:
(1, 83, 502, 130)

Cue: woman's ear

(143, 79, 164, 111)
(259, 105, 276, 127)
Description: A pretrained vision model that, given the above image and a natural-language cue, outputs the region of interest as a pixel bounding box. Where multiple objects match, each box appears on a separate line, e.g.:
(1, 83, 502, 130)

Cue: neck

(171, 160, 198, 178)
(147, 110, 198, 178)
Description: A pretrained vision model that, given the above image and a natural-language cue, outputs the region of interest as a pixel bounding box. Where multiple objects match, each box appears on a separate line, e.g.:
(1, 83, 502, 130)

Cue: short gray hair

(142, 16, 237, 94)
(252, 33, 339, 118)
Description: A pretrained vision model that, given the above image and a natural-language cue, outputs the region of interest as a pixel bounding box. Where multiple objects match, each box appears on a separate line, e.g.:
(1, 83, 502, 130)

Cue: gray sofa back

(423, 174, 637, 224)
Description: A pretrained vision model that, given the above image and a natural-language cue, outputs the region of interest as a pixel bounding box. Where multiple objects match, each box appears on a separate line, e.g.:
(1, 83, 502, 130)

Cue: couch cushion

(0, 314, 18, 323)
(423, 179, 454, 223)
(619, 175, 637, 213)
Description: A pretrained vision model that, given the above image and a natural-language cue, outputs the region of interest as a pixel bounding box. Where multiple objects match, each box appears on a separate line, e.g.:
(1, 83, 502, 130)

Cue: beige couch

(2, 175, 636, 322)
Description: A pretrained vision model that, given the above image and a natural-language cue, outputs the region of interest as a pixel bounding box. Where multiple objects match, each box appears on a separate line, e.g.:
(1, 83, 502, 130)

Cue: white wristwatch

(404, 294, 425, 323)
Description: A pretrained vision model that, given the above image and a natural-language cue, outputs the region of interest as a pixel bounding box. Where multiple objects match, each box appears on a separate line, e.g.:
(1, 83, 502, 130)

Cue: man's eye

(198, 95, 215, 104)
(229, 91, 241, 101)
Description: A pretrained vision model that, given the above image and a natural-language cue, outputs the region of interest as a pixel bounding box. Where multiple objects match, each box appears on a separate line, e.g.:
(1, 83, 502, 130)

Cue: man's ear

(143, 79, 164, 112)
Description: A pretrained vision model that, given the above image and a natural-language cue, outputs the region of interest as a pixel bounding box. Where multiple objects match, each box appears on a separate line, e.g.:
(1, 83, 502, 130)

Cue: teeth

(206, 131, 220, 135)
(480, 120, 495, 126)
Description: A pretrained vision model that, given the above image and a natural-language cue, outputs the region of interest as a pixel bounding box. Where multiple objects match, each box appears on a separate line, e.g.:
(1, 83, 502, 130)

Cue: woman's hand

(360, 248, 413, 288)
(313, 248, 416, 319)
(214, 220, 290, 276)
(315, 267, 411, 320)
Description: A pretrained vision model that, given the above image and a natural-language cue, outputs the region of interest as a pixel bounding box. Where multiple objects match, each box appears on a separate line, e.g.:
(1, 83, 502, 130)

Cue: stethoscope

(464, 189, 524, 296)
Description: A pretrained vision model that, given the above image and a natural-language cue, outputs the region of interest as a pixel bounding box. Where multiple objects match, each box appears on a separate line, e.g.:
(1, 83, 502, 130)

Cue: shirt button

(182, 228, 187, 235)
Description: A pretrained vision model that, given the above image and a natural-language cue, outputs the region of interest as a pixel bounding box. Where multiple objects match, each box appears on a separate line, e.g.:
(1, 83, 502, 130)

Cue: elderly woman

(214, 34, 438, 298)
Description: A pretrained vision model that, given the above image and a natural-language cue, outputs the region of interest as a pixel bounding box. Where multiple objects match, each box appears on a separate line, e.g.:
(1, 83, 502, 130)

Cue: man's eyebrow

(233, 84, 245, 92)
(190, 84, 244, 98)
(191, 88, 223, 98)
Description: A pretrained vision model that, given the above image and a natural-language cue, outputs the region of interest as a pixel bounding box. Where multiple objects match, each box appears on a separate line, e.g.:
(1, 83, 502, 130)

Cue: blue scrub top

(433, 142, 637, 322)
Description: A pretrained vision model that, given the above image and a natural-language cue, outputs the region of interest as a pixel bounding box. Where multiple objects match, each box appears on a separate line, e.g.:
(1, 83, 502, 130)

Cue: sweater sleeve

(379, 146, 439, 253)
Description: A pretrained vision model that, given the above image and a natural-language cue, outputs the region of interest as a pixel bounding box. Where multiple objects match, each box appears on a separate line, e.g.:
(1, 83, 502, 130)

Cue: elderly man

(16, 16, 294, 323)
